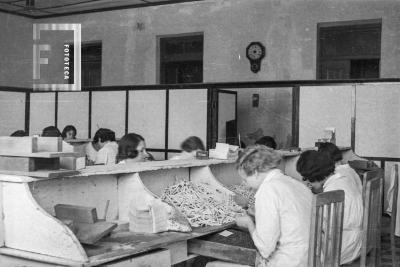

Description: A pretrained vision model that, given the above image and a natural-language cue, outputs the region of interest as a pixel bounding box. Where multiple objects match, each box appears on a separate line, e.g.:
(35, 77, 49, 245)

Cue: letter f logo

(33, 24, 51, 80)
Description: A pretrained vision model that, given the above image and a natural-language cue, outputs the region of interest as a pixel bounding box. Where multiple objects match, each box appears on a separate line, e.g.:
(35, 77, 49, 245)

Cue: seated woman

(61, 125, 77, 140)
(93, 128, 118, 165)
(255, 136, 277, 150)
(117, 133, 151, 163)
(10, 130, 27, 137)
(318, 142, 362, 192)
(207, 145, 312, 267)
(85, 131, 101, 165)
(41, 126, 61, 137)
(296, 150, 363, 264)
(171, 136, 205, 160)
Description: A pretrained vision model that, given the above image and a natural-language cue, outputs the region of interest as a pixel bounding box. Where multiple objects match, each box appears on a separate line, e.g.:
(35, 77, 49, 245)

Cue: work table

(0, 146, 362, 266)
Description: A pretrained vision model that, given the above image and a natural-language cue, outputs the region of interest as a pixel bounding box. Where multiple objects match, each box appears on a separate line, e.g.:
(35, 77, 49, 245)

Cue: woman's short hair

(61, 125, 77, 139)
(117, 133, 145, 161)
(255, 136, 277, 150)
(42, 126, 61, 137)
(296, 150, 335, 183)
(318, 142, 342, 163)
(181, 136, 205, 152)
(93, 128, 115, 143)
(236, 145, 282, 176)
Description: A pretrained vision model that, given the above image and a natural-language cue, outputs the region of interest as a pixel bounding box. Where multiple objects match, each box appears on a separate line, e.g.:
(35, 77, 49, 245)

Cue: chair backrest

(391, 164, 399, 237)
(360, 175, 383, 266)
(308, 190, 345, 267)
(361, 168, 383, 201)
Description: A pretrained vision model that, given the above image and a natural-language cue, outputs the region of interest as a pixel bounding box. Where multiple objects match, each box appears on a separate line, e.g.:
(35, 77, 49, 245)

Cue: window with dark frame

(69, 42, 102, 87)
(159, 34, 203, 84)
(317, 20, 381, 80)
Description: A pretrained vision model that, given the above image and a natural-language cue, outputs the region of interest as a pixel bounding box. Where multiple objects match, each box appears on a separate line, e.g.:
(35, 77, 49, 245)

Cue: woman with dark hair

(296, 150, 335, 193)
(317, 142, 342, 162)
(85, 130, 100, 165)
(207, 145, 312, 267)
(117, 133, 151, 163)
(10, 130, 27, 137)
(318, 142, 362, 191)
(41, 126, 61, 137)
(93, 128, 118, 165)
(181, 136, 205, 152)
(61, 125, 77, 140)
(255, 136, 277, 150)
(296, 150, 363, 264)
(171, 136, 205, 160)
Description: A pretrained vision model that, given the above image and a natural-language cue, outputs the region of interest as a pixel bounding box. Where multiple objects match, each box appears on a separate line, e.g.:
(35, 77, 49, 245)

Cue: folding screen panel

(299, 85, 353, 148)
(30, 93, 56, 135)
(58, 92, 89, 139)
(91, 91, 125, 138)
(168, 89, 207, 150)
(128, 90, 166, 149)
(355, 83, 400, 157)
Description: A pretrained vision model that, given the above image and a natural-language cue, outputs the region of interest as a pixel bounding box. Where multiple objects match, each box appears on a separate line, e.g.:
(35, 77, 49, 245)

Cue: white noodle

(161, 180, 244, 227)
(228, 183, 255, 207)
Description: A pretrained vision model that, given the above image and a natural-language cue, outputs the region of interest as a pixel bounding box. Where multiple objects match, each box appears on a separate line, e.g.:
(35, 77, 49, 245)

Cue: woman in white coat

(318, 142, 362, 192)
(93, 128, 118, 165)
(297, 150, 363, 264)
(207, 145, 313, 267)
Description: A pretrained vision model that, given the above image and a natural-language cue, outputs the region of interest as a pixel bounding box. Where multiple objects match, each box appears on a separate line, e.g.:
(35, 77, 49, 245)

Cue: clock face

(247, 43, 264, 60)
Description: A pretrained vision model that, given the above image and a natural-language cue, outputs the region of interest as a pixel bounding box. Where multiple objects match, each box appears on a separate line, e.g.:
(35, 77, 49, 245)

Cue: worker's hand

(233, 194, 249, 208)
(247, 207, 255, 217)
(235, 214, 254, 230)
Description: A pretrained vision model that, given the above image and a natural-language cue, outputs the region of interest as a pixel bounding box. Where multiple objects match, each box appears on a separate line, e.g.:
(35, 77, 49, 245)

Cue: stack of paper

(209, 143, 239, 160)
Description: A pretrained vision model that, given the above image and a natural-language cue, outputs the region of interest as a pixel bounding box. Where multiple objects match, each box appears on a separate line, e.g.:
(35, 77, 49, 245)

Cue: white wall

(0, 14, 32, 88)
(19, 0, 400, 86)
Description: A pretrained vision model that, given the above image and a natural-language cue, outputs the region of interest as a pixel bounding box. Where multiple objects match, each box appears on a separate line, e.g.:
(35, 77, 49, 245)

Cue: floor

(381, 215, 400, 267)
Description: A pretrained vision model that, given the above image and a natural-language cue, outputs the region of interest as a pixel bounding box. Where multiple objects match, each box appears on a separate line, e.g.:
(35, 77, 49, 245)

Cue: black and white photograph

(0, 0, 399, 266)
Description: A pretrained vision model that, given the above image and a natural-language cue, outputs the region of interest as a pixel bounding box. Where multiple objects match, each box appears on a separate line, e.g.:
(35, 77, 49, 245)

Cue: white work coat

(336, 164, 363, 193)
(95, 141, 118, 165)
(85, 142, 98, 162)
(252, 169, 312, 267)
(323, 172, 363, 264)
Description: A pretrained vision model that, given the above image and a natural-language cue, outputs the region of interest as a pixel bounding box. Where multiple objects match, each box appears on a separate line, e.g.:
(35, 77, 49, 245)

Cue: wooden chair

(308, 190, 345, 267)
(361, 169, 383, 201)
(345, 175, 383, 267)
(382, 164, 399, 267)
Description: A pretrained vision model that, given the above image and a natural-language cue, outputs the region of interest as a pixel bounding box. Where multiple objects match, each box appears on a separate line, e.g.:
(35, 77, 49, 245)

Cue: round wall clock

(246, 42, 265, 73)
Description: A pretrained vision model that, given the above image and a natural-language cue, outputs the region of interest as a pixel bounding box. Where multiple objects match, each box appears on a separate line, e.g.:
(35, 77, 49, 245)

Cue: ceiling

(0, 0, 204, 19)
